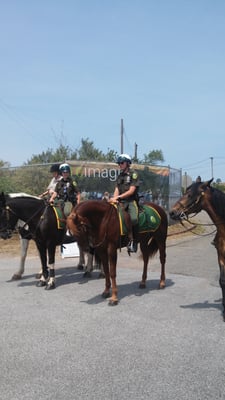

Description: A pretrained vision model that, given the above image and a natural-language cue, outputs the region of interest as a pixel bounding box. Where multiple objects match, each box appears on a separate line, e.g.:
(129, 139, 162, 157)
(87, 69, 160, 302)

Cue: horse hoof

(139, 282, 146, 289)
(77, 264, 84, 270)
(36, 280, 46, 287)
(159, 282, 166, 289)
(83, 271, 92, 278)
(45, 282, 56, 290)
(11, 274, 22, 280)
(102, 292, 110, 299)
(108, 299, 118, 306)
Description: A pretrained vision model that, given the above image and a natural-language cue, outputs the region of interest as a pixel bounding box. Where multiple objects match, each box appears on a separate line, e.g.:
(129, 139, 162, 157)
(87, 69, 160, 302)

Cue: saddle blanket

(52, 206, 66, 230)
(118, 204, 161, 235)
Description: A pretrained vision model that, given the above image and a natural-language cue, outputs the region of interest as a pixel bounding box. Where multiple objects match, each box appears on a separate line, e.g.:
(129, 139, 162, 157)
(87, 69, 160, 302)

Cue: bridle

(0, 202, 46, 239)
(176, 191, 205, 220)
(74, 203, 115, 250)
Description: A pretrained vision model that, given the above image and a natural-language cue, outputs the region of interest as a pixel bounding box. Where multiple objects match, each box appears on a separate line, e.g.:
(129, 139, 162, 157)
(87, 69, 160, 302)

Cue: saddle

(51, 205, 66, 230)
(117, 204, 161, 236)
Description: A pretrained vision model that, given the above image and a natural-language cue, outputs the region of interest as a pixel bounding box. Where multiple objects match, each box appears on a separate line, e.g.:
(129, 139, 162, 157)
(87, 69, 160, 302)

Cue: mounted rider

(39, 163, 62, 198)
(110, 153, 140, 253)
(49, 163, 80, 216)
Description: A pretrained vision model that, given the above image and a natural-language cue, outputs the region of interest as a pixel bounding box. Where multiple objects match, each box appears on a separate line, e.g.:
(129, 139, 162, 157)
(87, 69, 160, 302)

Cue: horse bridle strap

(4, 203, 46, 232)
(177, 192, 203, 218)
(79, 204, 115, 249)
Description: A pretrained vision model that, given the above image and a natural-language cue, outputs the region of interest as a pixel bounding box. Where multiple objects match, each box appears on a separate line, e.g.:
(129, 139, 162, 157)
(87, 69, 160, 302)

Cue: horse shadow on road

(80, 278, 174, 305)
(180, 298, 222, 315)
(13, 266, 84, 288)
(13, 266, 174, 306)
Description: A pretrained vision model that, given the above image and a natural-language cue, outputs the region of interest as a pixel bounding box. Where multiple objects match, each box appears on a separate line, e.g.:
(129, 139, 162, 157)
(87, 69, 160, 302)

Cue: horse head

(0, 192, 14, 239)
(169, 178, 214, 221)
(67, 210, 91, 251)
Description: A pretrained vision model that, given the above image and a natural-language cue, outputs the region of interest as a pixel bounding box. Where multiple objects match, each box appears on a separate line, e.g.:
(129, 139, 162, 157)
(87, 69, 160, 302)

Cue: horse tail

(147, 236, 159, 258)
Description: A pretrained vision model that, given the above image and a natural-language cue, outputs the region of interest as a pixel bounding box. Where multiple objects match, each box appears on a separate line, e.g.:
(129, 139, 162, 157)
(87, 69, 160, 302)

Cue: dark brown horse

(67, 200, 168, 305)
(169, 178, 225, 320)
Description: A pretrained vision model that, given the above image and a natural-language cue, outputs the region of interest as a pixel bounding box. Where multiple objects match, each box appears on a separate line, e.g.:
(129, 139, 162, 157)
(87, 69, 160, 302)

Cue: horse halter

(176, 190, 204, 220)
(0, 205, 16, 238)
(0, 202, 46, 239)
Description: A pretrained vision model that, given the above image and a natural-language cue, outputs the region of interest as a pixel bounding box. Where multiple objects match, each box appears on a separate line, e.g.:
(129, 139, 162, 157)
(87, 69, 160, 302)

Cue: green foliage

(142, 150, 165, 165)
(0, 141, 169, 198)
(77, 138, 105, 161)
(0, 159, 10, 168)
(26, 144, 76, 165)
(213, 182, 225, 192)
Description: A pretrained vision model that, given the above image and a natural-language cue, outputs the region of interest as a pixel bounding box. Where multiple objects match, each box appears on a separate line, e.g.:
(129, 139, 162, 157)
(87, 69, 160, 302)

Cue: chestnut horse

(67, 200, 168, 305)
(169, 178, 225, 320)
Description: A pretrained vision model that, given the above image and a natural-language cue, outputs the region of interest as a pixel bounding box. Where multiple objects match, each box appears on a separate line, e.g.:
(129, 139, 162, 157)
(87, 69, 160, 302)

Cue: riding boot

(127, 224, 139, 253)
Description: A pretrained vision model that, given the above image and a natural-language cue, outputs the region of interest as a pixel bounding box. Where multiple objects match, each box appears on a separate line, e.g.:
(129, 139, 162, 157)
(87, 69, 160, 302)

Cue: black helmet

(117, 153, 132, 165)
(50, 164, 60, 173)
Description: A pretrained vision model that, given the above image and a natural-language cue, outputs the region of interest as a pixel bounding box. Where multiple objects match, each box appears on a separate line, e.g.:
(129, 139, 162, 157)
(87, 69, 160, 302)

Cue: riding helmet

(117, 154, 132, 165)
(59, 163, 71, 174)
(49, 164, 60, 173)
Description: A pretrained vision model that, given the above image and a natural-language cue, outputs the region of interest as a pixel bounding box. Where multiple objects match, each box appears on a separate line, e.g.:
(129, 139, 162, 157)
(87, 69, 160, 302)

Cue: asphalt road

(0, 219, 224, 400)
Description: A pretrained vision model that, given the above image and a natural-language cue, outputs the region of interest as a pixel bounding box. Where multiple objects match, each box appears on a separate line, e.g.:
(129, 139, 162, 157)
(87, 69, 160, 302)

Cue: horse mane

(211, 187, 225, 219)
(8, 193, 41, 200)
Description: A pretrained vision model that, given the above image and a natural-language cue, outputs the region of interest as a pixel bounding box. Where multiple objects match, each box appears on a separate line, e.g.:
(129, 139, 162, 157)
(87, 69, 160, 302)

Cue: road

(0, 213, 224, 400)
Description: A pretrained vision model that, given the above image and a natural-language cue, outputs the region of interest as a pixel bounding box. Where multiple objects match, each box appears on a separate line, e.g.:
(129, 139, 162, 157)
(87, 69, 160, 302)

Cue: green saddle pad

(52, 205, 66, 230)
(117, 204, 161, 235)
(138, 205, 161, 233)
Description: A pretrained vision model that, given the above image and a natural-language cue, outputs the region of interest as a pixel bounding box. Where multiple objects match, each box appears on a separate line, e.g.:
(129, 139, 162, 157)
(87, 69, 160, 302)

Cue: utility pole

(134, 142, 138, 160)
(210, 157, 214, 178)
(120, 118, 124, 153)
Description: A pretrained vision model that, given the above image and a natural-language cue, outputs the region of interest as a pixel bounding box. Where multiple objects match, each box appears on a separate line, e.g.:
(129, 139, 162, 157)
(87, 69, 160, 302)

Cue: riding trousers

(123, 200, 139, 225)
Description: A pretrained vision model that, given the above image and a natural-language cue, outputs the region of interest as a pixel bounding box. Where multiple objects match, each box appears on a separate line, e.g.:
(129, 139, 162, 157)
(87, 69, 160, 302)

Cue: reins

(79, 203, 115, 249)
(1, 201, 46, 236)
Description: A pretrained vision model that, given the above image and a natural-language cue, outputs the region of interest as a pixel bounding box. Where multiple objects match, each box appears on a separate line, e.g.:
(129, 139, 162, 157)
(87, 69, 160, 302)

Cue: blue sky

(0, 0, 225, 181)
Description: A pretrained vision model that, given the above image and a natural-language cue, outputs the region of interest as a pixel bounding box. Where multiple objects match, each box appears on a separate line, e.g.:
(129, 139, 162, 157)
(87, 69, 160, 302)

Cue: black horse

(0, 192, 66, 289)
(170, 179, 225, 321)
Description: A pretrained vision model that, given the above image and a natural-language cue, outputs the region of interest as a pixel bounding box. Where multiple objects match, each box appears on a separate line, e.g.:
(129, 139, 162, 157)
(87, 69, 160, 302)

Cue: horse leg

(83, 252, 94, 278)
(158, 241, 166, 289)
(45, 245, 56, 290)
(139, 246, 149, 289)
(108, 247, 118, 306)
(100, 254, 111, 300)
(77, 246, 85, 270)
(138, 236, 151, 289)
(11, 237, 29, 280)
(94, 253, 105, 279)
(218, 256, 225, 320)
(36, 243, 49, 287)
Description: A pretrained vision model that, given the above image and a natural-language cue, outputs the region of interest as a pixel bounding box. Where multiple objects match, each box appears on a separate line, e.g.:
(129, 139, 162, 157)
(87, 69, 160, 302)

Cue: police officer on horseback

(110, 153, 140, 253)
(49, 163, 80, 215)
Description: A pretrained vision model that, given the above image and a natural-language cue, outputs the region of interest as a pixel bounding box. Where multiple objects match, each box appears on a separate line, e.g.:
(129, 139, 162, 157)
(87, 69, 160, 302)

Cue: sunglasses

(119, 162, 126, 165)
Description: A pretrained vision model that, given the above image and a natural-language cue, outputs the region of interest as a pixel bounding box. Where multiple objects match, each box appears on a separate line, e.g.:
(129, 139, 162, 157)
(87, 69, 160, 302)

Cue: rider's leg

(127, 201, 139, 253)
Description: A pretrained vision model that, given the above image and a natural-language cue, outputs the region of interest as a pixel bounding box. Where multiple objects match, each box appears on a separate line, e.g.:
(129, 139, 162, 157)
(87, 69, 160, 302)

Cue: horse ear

(0, 191, 6, 206)
(206, 178, 214, 187)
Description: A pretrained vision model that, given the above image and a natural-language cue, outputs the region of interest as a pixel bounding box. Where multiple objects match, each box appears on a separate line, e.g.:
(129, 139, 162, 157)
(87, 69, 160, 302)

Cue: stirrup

(127, 240, 138, 253)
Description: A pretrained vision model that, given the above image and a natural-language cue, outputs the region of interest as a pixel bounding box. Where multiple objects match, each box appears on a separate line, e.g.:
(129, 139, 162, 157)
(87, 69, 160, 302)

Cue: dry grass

(0, 235, 38, 257)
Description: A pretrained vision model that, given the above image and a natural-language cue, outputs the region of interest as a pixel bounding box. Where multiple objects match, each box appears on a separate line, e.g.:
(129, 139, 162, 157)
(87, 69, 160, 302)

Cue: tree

(0, 159, 10, 168)
(26, 144, 76, 165)
(142, 150, 165, 165)
(77, 138, 105, 161)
